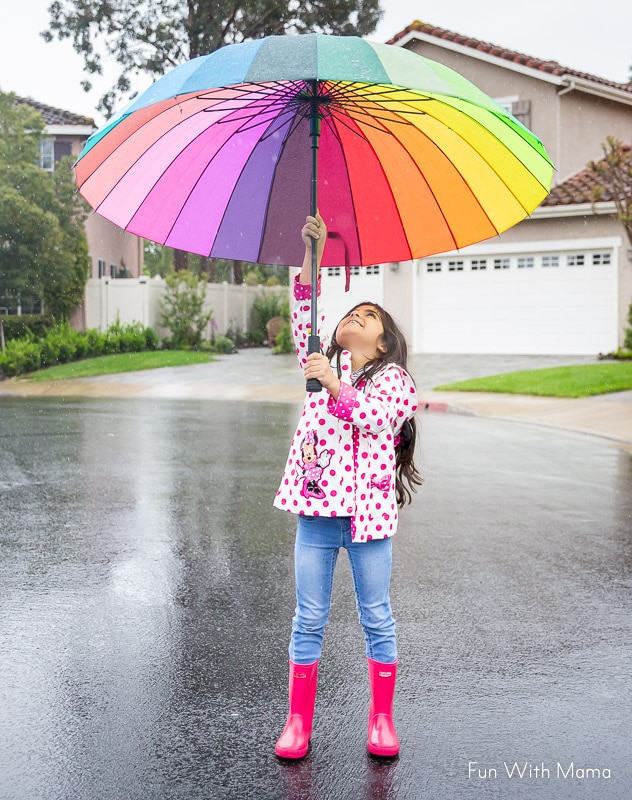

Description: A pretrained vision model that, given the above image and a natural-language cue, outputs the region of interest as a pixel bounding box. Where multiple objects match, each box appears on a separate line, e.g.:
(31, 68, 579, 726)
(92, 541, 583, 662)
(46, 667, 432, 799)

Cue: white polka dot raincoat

(273, 277, 419, 542)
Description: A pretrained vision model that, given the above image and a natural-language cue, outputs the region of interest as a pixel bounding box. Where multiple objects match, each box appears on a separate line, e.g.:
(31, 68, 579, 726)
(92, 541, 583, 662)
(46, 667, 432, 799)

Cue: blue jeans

(289, 516, 397, 664)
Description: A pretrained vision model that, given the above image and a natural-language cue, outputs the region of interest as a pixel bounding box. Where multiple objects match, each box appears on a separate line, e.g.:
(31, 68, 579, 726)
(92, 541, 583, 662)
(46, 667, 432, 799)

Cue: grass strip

(25, 351, 215, 382)
(434, 362, 632, 398)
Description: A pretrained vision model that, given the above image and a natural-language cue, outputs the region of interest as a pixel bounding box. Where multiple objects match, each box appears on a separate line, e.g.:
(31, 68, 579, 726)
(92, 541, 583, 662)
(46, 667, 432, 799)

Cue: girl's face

(335, 305, 386, 365)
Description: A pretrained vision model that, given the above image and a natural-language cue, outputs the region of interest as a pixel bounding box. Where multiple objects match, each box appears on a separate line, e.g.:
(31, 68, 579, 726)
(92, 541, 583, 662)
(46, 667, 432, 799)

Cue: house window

(567, 254, 585, 267)
(592, 252, 611, 265)
(517, 257, 534, 269)
(426, 261, 442, 272)
(98, 259, 107, 278)
(350, 266, 361, 276)
(448, 260, 464, 272)
(110, 263, 118, 278)
(471, 259, 487, 271)
(542, 255, 559, 268)
(39, 139, 54, 172)
(38, 138, 73, 172)
(365, 265, 381, 275)
(493, 258, 510, 270)
(328, 267, 341, 276)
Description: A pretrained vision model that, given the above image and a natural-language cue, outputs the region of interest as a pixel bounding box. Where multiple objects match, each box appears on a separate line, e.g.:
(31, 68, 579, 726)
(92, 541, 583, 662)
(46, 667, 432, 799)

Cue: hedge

(0, 321, 159, 377)
(0, 314, 56, 342)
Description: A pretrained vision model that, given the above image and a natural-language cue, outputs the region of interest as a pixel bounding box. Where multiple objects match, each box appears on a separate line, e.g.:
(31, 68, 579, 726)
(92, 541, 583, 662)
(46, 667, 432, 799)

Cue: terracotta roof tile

(15, 96, 95, 127)
(388, 21, 632, 95)
(541, 146, 631, 206)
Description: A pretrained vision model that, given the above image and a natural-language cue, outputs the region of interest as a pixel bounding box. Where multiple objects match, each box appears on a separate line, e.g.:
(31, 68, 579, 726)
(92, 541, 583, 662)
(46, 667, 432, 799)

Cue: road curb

(422, 401, 477, 416)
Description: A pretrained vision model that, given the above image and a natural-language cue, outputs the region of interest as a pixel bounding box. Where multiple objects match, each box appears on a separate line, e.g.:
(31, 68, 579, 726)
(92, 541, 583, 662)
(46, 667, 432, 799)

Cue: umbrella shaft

(310, 82, 321, 351)
(306, 82, 323, 392)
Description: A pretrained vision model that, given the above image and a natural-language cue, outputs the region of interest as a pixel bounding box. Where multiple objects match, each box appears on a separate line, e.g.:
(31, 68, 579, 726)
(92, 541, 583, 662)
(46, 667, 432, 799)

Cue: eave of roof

(388, 21, 632, 102)
(15, 95, 95, 128)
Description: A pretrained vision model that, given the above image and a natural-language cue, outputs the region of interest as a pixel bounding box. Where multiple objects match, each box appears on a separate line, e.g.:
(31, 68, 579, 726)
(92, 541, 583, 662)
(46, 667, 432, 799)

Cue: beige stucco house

(318, 22, 632, 355)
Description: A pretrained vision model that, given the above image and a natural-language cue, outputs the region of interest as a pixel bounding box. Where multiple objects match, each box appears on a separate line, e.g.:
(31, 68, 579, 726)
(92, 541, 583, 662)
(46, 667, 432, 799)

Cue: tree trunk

(174, 248, 189, 272)
(232, 260, 244, 285)
(200, 256, 219, 282)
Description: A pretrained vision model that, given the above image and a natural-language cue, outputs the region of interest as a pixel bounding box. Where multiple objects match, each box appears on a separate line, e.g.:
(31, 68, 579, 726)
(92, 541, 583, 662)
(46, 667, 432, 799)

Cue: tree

(43, 0, 383, 116)
(0, 91, 90, 318)
(588, 137, 632, 247)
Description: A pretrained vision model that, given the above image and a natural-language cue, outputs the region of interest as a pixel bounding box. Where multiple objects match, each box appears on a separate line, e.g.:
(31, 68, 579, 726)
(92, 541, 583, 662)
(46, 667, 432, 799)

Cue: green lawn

(26, 351, 215, 382)
(434, 362, 632, 398)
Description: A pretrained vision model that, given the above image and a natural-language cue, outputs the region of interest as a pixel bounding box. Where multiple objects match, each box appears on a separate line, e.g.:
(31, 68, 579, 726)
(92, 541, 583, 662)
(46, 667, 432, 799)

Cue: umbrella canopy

(75, 34, 554, 269)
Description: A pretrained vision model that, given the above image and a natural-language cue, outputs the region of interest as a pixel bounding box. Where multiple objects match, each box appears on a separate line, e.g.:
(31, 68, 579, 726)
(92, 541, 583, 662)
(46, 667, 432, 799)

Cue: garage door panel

(415, 249, 617, 355)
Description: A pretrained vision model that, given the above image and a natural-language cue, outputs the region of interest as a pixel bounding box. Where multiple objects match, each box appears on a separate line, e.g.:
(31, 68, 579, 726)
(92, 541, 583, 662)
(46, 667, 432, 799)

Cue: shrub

(272, 320, 294, 354)
(73, 332, 90, 360)
(212, 335, 235, 354)
(40, 334, 71, 366)
(0, 339, 41, 376)
(251, 291, 287, 343)
(144, 326, 159, 350)
(0, 314, 55, 342)
(160, 271, 212, 348)
(225, 325, 262, 348)
(116, 322, 152, 353)
(84, 329, 106, 356)
(0, 320, 160, 377)
(39, 323, 83, 366)
(624, 300, 632, 350)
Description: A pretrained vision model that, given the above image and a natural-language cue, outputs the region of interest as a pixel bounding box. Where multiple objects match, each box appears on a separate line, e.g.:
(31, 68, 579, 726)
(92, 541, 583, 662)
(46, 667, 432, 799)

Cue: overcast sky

(2, 0, 630, 125)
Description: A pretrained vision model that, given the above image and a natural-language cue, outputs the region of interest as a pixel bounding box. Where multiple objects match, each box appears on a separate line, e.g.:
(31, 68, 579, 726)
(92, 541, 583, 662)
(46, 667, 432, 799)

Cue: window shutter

(54, 141, 73, 162)
(512, 100, 531, 129)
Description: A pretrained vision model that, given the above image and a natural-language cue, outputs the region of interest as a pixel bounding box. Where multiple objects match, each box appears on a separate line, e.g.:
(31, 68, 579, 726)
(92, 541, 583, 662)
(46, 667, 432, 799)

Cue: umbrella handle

(305, 334, 322, 393)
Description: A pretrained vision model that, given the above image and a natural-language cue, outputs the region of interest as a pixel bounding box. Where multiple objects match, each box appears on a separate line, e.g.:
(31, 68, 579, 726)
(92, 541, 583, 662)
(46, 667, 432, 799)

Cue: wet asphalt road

(1, 396, 631, 800)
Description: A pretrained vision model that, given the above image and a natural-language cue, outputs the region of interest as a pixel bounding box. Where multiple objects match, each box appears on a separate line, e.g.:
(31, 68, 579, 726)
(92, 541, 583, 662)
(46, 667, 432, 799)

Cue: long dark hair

(326, 301, 423, 507)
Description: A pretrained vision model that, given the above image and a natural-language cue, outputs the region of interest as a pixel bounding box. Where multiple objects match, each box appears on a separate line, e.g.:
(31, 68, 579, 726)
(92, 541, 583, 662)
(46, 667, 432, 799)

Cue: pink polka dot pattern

(273, 287, 419, 543)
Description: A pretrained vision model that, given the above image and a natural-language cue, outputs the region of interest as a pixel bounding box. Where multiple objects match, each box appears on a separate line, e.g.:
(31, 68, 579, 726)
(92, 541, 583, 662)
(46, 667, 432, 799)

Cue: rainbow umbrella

(75, 33, 553, 390)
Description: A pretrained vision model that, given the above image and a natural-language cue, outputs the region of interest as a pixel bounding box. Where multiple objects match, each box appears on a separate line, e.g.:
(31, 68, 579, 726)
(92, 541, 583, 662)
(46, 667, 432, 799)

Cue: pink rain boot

(275, 660, 319, 759)
(366, 658, 400, 757)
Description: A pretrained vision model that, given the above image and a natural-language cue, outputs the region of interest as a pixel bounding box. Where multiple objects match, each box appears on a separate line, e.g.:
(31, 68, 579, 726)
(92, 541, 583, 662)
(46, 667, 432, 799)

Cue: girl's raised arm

(298, 214, 327, 285)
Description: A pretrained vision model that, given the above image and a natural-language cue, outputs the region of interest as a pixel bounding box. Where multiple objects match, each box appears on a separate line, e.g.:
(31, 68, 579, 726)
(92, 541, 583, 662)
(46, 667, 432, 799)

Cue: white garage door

(414, 240, 619, 355)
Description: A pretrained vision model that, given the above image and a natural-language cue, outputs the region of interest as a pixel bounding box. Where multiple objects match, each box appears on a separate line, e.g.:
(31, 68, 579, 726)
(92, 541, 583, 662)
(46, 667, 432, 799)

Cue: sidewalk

(1, 348, 630, 451)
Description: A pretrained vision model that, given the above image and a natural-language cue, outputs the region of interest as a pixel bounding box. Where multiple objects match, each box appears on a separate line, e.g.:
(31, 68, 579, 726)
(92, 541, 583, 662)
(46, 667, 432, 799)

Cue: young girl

(274, 215, 422, 760)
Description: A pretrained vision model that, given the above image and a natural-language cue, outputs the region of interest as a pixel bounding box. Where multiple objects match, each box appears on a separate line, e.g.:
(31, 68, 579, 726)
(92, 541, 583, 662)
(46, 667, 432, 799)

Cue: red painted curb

(422, 402, 449, 412)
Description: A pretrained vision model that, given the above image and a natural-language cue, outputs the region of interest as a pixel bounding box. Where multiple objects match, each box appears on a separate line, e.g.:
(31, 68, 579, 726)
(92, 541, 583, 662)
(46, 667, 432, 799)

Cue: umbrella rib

(319, 112, 350, 153)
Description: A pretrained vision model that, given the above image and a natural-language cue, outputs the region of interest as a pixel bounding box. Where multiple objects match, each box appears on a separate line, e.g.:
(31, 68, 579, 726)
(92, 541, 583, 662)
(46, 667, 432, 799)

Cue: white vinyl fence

(81, 277, 287, 338)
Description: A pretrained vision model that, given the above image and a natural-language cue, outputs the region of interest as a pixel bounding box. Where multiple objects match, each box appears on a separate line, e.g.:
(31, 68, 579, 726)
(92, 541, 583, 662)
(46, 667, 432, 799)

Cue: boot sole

(367, 742, 400, 758)
(275, 743, 310, 759)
